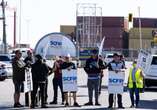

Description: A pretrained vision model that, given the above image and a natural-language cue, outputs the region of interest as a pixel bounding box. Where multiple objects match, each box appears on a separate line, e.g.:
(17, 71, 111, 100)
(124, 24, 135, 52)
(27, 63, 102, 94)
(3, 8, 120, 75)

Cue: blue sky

(1, 0, 157, 48)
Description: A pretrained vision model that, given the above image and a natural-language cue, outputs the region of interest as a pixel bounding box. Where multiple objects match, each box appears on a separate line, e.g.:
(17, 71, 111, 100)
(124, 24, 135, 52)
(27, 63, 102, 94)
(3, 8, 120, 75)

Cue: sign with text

(62, 69, 77, 92)
(108, 71, 125, 94)
(137, 49, 151, 72)
(24, 68, 33, 93)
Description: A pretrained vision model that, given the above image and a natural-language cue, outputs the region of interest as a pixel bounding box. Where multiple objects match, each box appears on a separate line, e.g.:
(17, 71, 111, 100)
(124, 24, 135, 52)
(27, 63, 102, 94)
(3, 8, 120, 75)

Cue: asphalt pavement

(1, 64, 157, 110)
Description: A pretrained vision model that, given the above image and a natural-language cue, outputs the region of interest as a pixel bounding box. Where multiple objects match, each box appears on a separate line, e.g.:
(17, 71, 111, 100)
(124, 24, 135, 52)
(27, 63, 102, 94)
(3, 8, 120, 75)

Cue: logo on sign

(50, 41, 62, 47)
(109, 78, 124, 84)
(63, 76, 77, 84)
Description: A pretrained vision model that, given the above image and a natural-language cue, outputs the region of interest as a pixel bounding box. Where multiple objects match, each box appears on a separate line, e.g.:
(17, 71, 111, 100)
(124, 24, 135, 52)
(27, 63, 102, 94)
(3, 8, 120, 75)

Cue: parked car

(0, 62, 7, 81)
(0, 54, 12, 77)
(105, 53, 114, 64)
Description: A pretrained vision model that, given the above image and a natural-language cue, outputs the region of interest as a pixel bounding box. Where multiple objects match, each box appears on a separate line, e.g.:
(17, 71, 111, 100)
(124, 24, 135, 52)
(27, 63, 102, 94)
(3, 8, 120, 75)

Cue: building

(129, 18, 157, 50)
(60, 25, 76, 41)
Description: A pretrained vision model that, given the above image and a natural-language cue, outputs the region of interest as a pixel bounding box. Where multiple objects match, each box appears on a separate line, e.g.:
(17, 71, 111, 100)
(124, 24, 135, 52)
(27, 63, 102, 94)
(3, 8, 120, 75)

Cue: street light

(1, 0, 7, 53)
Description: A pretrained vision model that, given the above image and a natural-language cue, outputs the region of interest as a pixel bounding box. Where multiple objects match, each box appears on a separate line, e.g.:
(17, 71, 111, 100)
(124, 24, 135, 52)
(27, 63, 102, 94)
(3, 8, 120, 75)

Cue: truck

(137, 50, 157, 87)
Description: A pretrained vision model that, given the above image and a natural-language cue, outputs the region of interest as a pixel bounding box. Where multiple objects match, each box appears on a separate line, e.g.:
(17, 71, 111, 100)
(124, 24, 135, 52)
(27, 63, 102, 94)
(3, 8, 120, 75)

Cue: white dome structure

(34, 32, 76, 59)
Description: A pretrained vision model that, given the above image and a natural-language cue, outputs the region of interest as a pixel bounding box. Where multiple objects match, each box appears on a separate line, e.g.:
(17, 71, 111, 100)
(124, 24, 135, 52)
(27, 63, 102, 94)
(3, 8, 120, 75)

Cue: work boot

(84, 102, 93, 106)
(73, 102, 81, 107)
(49, 101, 57, 104)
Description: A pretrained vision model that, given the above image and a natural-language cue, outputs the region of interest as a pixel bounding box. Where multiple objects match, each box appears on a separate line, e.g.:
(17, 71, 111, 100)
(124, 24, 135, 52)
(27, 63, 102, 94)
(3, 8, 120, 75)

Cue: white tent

(34, 32, 76, 58)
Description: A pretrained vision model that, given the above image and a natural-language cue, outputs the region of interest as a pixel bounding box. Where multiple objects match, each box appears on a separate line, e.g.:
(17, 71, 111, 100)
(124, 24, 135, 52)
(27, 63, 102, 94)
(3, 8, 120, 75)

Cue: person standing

(98, 55, 106, 95)
(24, 50, 34, 106)
(12, 50, 26, 108)
(61, 55, 80, 107)
(30, 54, 49, 108)
(107, 53, 125, 109)
(84, 49, 106, 106)
(50, 56, 64, 105)
(128, 60, 144, 108)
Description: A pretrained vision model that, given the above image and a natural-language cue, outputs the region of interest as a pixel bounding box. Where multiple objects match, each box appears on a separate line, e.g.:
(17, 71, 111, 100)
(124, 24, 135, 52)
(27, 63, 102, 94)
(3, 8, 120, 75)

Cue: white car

(105, 53, 114, 64)
(0, 62, 7, 81)
(0, 54, 13, 77)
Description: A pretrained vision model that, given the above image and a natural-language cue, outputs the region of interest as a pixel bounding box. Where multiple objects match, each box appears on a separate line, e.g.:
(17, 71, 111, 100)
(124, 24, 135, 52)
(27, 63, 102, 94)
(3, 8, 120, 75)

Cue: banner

(62, 69, 77, 92)
(24, 68, 33, 93)
(108, 71, 125, 94)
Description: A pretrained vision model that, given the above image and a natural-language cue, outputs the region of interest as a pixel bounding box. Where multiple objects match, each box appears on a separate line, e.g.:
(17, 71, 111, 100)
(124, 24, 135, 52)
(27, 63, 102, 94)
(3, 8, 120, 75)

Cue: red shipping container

(103, 38, 123, 49)
(102, 17, 124, 27)
(102, 27, 123, 38)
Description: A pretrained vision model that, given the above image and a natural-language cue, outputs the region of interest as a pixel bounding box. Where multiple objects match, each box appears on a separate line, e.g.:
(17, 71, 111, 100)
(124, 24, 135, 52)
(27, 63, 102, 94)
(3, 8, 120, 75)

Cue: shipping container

(129, 28, 157, 39)
(133, 18, 157, 28)
(102, 27, 123, 38)
(129, 38, 152, 49)
(103, 38, 123, 49)
(102, 17, 124, 27)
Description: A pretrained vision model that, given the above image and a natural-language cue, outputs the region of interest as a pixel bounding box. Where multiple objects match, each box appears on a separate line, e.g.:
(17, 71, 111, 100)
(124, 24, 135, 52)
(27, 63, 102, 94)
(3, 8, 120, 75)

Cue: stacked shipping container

(102, 17, 125, 49)
(77, 16, 127, 49)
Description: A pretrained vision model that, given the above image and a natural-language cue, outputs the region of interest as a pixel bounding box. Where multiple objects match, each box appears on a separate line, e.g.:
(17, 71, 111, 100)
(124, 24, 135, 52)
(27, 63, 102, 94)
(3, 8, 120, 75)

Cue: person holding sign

(128, 60, 144, 108)
(24, 50, 34, 106)
(84, 49, 106, 106)
(61, 54, 80, 107)
(107, 53, 125, 109)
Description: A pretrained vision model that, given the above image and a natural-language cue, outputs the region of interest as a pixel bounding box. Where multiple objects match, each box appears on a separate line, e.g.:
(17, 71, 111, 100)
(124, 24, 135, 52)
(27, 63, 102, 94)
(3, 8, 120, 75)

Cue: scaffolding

(76, 3, 102, 48)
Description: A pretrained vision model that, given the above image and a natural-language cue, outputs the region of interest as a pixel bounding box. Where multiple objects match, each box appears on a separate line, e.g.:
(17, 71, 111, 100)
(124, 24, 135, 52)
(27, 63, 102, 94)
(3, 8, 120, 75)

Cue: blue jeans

(129, 83, 140, 106)
(87, 78, 100, 103)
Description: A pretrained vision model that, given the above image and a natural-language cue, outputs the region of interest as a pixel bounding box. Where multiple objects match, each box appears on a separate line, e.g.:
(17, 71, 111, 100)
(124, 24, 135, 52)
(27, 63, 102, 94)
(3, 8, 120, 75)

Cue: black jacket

(31, 61, 49, 82)
(84, 57, 106, 74)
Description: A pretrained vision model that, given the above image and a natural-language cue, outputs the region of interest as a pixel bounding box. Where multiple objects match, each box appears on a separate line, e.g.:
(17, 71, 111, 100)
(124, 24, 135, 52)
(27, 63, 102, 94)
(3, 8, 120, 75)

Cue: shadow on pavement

(0, 106, 28, 110)
(71, 107, 108, 110)
(138, 99, 157, 109)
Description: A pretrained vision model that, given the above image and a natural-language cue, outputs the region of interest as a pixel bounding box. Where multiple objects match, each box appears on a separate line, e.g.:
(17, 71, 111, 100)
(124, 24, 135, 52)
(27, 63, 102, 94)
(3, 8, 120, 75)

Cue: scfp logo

(50, 41, 62, 47)
(63, 77, 77, 81)
(109, 78, 124, 83)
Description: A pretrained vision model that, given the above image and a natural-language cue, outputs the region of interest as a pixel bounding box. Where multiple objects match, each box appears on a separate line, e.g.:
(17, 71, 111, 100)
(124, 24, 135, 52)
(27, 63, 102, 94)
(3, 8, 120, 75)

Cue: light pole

(138, 6, 142, 49)
(1, 0, 7, 53)
(19, 0, 22, 47)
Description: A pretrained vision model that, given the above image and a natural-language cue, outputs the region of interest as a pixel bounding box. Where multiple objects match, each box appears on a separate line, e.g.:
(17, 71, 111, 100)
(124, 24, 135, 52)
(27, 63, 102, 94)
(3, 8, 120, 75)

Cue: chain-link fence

(102, 49, 139, 61)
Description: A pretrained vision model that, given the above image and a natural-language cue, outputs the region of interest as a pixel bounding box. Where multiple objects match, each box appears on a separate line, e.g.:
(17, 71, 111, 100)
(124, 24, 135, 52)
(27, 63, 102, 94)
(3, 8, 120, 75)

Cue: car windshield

(107, 55, 113, 58)
(0, 56, 11, 61)
(151, 56, 157, 65)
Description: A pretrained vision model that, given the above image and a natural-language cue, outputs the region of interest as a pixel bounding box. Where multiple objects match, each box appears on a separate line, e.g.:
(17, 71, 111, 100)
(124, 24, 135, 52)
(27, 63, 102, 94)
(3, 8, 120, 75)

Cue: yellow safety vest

(128, 68, 143, 88)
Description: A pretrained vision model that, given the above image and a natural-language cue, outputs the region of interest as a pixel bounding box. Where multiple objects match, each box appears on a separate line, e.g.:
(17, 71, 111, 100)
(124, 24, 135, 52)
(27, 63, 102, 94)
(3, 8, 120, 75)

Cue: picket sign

(108, 71, 125, 94)
(24, 68, 33, 93)
(62, 69, 78, 92)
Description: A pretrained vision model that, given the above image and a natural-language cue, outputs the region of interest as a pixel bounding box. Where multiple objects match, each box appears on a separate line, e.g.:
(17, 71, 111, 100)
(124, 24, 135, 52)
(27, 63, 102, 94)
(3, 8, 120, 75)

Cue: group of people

(12, 49, 144, 109)
(12, 50, 49, 108)
(12, 50, 80, 108)
(84, 49, 144, 109)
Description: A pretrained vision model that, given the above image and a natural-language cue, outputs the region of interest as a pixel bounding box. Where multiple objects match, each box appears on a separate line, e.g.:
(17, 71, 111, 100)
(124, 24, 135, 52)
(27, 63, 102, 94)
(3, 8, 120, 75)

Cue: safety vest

(128, 68, 143, 88)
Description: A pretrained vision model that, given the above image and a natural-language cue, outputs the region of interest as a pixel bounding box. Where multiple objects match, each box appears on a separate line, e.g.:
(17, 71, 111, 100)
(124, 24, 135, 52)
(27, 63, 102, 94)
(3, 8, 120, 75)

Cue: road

(0, 65, 157, 110)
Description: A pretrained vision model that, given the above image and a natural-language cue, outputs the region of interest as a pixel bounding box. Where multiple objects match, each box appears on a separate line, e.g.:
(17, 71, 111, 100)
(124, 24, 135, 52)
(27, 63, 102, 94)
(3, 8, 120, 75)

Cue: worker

(128, 60, 144, 108)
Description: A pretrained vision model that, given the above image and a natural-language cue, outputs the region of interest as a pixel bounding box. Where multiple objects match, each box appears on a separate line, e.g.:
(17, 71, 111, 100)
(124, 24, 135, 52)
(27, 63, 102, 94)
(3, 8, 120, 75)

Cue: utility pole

(13, 11, 16, 48)
(1, 0, 7, 53)
(138, 6, 142, 49)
